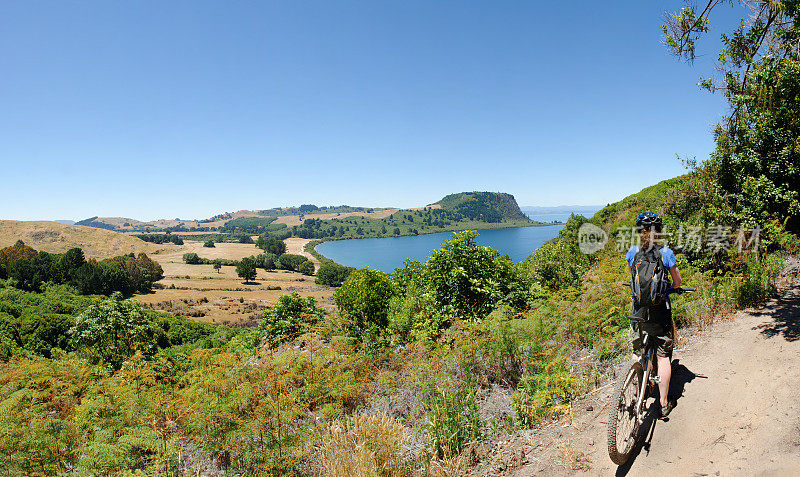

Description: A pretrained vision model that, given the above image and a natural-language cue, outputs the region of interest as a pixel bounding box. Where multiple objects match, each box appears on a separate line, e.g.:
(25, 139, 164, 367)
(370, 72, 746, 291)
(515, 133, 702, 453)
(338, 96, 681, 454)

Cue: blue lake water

(315, 225, 565, 273)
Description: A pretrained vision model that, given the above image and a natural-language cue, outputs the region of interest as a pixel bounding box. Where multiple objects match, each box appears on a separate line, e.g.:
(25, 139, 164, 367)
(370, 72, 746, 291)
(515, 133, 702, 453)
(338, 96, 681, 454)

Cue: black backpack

(630, 246, 669, 312)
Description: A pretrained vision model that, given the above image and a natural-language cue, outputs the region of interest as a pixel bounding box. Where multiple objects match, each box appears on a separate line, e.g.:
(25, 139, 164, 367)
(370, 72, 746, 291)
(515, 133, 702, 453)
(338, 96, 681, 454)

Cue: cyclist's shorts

(630, 305, 674, 358)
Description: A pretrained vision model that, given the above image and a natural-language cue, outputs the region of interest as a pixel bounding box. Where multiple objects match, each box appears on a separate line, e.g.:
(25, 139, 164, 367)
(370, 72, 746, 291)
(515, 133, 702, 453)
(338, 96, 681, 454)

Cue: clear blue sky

(0, 1, 742, 221)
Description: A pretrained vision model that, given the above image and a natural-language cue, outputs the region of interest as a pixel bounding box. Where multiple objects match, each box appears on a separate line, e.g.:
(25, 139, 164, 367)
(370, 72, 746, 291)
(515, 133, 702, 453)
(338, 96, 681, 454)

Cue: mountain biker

(626, 211, 682, 418)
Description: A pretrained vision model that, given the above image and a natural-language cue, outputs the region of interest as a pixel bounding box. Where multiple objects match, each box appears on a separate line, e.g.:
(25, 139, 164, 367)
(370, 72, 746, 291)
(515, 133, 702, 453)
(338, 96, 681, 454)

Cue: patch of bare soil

(468, 283, 800, 477)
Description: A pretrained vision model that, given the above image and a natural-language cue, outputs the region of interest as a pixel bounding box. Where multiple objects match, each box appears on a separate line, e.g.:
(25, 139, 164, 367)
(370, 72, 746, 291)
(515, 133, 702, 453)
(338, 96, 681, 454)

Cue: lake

(315, 225, 565, 273)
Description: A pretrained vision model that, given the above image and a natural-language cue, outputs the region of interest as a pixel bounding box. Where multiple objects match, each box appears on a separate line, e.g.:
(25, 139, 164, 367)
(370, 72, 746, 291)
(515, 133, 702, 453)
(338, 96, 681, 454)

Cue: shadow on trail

(613, 360, 705, 476)
(752, 289, 800, 341)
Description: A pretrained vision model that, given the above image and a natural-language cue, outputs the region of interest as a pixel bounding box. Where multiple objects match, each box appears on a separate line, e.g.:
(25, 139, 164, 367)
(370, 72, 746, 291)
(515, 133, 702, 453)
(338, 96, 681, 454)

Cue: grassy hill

(293, 192, 536, 241)
(435, 191, 529, 222)
(0, 220, 164, 259)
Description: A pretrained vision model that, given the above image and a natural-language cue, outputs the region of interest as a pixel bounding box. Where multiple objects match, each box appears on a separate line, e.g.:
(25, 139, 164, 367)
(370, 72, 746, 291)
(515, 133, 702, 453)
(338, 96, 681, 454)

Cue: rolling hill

(0, 220, 164, 259)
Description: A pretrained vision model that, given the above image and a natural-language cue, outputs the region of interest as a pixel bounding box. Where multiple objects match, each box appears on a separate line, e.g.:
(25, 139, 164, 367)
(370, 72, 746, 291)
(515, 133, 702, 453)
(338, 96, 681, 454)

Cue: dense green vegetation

(435, 191, 529, 222)
(291, 206, 533, 241)
(133, 233, 184, 245)
(0, 241, 163, 296)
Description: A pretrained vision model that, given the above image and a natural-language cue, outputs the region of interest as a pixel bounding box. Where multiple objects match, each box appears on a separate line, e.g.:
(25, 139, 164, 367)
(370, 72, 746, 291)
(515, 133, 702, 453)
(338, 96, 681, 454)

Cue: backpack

(630, 246, 669, 312)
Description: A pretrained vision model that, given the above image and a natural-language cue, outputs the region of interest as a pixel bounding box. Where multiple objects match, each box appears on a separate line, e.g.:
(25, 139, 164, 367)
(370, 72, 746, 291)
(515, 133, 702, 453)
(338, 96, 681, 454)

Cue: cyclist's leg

(656, 308, 675, 409)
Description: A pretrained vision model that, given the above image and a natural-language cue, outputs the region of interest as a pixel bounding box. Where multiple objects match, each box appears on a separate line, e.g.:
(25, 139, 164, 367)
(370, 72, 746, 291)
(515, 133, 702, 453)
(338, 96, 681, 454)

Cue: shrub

(735, 253, 784, 307)
(203, 240, 215, 248)
(260, 293, 324, 345)
(317, 414, 405, 477)
(69, 296, 163, 369)
(297, 260, 315, 276)
(315, 262, 354, 287)
(257, 235, 287, 255)
(253, 253, 277, 270)
(522, 215, 595, 291)
(334, 268, 395, 343)
(426, 230, 531, 319)
(426, 386, 482, 460)
(183, 253, 201, 265)
(278, 254, 308, 271)
(236, 257, 257, 282)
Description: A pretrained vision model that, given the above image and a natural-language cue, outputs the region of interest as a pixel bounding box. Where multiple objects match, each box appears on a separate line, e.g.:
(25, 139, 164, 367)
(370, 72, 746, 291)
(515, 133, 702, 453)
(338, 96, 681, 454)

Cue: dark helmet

(636, 211, 662, 231)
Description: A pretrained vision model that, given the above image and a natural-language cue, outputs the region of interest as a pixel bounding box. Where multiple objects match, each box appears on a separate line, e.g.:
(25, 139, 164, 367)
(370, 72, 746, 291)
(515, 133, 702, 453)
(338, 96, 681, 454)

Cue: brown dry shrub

(316, 413, 406, 477)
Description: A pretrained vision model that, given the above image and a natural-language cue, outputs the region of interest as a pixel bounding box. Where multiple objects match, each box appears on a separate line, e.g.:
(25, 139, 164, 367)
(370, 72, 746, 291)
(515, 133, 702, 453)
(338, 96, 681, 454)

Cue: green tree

(334, 268, 396, 343)
(183, 253, 201, 265)
(203, 239, 215, 248)
(213, 262, 222, 273)
(257, 234, 287, 255)
(236, 257, 258, 282)
(663, 0, 800, 231)
(426, 230, 530, 319)
(69, 295, 161, 369)
(278, 253, 308, 271)
(315, 262, 354, 287)
(259, 292, 324, 345)
(297, 260, 315, 276)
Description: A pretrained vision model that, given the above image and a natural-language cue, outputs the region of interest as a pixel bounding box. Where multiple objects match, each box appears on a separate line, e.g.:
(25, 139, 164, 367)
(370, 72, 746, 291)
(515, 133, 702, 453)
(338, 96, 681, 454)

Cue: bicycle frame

(634, 333, 659, 424)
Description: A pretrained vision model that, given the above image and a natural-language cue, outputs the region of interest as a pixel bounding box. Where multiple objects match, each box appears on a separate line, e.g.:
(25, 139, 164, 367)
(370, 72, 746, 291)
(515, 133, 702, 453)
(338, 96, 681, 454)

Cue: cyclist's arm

(669, 265, 681, 288)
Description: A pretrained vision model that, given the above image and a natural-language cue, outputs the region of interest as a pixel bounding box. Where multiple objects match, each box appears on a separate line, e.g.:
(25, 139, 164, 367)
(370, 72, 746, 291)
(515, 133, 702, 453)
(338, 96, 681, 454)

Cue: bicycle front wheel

(607, 362, 643, 466)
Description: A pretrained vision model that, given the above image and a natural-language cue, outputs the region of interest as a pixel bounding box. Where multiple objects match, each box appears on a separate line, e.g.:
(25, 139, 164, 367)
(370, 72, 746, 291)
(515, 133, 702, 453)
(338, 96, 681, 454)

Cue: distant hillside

(434, 192, 530, 223)
(0, 220, 164, 259)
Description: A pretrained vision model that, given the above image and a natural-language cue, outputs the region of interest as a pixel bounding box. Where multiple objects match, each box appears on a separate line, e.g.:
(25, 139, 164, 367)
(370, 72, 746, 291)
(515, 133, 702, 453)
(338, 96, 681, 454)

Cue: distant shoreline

(308, 221, 563, 266)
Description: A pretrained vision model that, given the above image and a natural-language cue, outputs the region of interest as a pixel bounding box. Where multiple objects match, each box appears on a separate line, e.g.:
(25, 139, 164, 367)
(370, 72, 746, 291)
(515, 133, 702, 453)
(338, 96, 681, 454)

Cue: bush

(70, 296, 163, 369)
(259, 293, 324, 345)
(317, 414, 405, 477)
(335, 268, 396, 344)
(278, 254, 308, 271)
(257, 235, 286, 255)
(183, 253, 201, 265)
(522, 215, 595, 291)
(254, 253, 277, 270)
(297, 260, 315, 276)
(203, 240, 215, 248)
(315, 262, 354, 287)
(236, 257, 257, 282)
(735, 254, 784, 307)
(426, 230, 531, 319)
(426, 386, 482, 460)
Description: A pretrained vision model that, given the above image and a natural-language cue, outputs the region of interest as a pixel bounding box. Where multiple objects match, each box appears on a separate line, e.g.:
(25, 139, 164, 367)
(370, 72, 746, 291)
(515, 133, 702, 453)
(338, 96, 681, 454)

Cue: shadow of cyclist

(613, 360, 705, 476)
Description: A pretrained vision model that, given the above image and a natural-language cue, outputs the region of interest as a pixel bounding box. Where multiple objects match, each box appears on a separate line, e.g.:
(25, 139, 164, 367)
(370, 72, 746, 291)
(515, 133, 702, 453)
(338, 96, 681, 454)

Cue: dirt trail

(507, 285, 800, 477)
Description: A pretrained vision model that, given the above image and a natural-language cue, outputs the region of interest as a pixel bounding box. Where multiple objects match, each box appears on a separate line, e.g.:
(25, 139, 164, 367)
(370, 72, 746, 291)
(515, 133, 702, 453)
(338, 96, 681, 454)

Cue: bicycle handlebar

(619, 282, 695, 294)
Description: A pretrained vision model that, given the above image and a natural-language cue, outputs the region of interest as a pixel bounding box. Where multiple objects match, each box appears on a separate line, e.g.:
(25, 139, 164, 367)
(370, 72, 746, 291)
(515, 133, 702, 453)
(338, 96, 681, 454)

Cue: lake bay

(315, 225, 565, 273)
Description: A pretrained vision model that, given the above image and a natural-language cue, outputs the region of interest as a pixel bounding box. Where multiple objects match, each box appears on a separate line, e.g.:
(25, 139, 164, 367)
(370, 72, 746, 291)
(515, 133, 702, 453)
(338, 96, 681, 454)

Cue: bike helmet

(635, 211, 662, 231)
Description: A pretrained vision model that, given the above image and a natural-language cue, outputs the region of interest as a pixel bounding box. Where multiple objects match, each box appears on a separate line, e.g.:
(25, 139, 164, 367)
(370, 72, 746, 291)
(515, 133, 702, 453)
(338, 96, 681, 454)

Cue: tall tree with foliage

(663, 0, 800, 231)
(236, 257, 258, 282)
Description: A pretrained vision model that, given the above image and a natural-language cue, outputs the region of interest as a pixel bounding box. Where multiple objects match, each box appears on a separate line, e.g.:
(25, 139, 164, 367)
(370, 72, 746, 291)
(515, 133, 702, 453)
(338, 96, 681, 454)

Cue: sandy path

(505, 285, 800, 476)
(284, 237, 320, 265)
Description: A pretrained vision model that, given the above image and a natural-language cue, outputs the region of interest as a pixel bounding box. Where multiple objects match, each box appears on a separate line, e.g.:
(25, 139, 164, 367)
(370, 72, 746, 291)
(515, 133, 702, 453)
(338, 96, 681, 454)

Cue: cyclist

(626, 211, 682, 418)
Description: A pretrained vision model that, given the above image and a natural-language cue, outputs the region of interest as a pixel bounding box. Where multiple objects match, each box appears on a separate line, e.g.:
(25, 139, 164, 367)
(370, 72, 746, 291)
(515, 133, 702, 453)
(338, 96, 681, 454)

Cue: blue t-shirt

(626, 246, 677, 270)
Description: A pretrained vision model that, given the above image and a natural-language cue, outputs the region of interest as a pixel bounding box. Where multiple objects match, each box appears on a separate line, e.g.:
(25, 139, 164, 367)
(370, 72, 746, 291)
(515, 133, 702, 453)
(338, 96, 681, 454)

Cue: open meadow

(138, 239, 334, 325)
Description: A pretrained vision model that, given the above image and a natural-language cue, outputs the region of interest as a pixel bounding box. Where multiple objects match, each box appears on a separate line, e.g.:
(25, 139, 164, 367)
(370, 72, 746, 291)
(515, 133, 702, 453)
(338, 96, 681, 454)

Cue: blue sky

(0, 1, 742, 221)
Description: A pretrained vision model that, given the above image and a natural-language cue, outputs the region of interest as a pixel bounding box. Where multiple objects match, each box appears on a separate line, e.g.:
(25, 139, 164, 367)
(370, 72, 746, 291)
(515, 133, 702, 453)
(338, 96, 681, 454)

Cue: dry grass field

(273, 208, 401, 226)
(141, 240, 335, 325)
(0, 220, 164, 258)
(1, 221, 335, 326)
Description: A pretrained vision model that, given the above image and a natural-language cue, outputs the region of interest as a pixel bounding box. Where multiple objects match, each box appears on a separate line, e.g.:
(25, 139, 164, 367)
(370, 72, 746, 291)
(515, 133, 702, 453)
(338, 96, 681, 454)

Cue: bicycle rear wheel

(607, 362, 643, 466)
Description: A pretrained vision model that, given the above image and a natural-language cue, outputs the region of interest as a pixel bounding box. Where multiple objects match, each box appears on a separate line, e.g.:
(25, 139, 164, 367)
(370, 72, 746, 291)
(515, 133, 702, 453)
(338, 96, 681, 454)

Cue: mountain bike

(607, 285, 695, 466)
